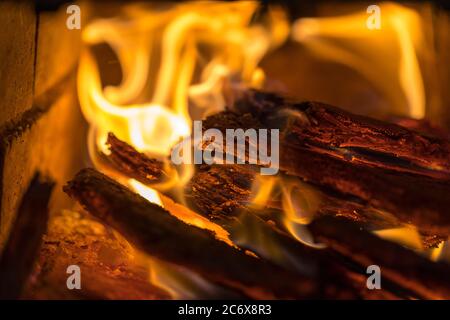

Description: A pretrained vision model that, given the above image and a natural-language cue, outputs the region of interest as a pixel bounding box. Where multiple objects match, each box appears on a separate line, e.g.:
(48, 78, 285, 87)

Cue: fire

(288, 2, 450, 260)
(249, 175, 326, 249)
(78, 1, 288, 190)
(292, 2, 425, 119)
(77, 1, 288, 298)
(128, 179, 163, 206)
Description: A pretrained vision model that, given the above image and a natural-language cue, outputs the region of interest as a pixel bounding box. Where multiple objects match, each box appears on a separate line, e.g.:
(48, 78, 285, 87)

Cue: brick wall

(0, 2, 87, 251)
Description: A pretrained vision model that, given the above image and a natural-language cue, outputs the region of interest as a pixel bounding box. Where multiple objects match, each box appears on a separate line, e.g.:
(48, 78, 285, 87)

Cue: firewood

(107, 125, 447, 242)
(185, 164, 446, 248)
(106, 133, 410, 241)
(63, 168, 360, 299)
(104, 135, 421, 298)
(229, 88, 450, 180)
(184, 164, 450, 299)
(186, 165, 450, 299)
(309, 216, 450, 300)
(0, 173, 54, 299)
(201, 109, 450, 236)
(103, 135, 450, 299)
(106, 132, 169, 184)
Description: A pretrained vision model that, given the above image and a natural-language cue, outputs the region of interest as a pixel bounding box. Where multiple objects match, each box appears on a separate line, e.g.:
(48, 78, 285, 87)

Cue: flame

(78, 1, 288, 188)
(373, 226, 449, 261)
(250, 175, 278, 208)
(160, 194, 235, 247)
(78, 1, 288, 298)
(129, 179, 163, 206)
(292, 2, 425, 119)
(280, 179, 326, 249)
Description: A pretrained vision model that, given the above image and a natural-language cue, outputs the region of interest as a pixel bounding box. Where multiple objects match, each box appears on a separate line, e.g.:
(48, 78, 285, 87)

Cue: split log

(0, 173, 54, 299)
(201, 109, 450, 236)
(104, 134, 450, 299)
(184, 164, 450, 299)
(63, 168, 360, 299)
(309, 216, 450, 300)
(229, 88, 450, 179)
(106, 133, 169, 184)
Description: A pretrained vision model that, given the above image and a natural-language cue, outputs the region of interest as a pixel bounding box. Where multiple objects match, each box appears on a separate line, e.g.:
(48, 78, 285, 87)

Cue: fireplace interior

(1, 0, 450, 300)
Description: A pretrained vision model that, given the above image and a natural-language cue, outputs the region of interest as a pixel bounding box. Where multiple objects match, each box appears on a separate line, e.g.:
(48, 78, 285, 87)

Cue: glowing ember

(78, 1, 288, 194)
(77, 1, 288, 298)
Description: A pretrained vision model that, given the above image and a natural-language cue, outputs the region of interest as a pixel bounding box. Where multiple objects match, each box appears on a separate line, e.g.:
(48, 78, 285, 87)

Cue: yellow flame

(430, 241, 446, 262)
(373, 226, 450, 262)
(373, 226, 424, 251)
(160, 194, 235, 247)
(292, 2, 425, 118)
(280, 179, 326, 249)
(78, 1, 289, 190)
(250, 175, 278, 208)
(78, 2, 288, 298)
(129, 179, 163, 206)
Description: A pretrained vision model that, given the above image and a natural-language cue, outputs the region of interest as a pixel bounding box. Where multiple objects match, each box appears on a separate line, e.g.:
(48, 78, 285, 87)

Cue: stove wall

(0, 2, 86, 251)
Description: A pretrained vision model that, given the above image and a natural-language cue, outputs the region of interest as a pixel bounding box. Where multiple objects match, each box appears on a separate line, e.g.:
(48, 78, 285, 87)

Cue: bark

(64, 168, 360, 299)
(309, 216, 450, 299)
(105, 135, 449, 298)
(229, 88, 450, 180)
(202, 109, 450, 236)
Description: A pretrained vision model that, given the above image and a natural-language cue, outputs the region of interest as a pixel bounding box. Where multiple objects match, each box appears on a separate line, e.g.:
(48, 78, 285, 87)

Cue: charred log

(104, 135, 449, 298)
(201, 109, 450, 236)
(106, 132, 450, 298)
(64, 168, 360, 299)
(229, 88, 450, 180)
(309, 216, 450, 300)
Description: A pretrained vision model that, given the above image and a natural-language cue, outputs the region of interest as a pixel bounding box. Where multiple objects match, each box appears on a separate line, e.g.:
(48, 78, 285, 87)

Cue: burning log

(106, 125, 448, 244)
(105, 136, 400, 298)
(309, 216, 450, 300)
(184, 164, 450, 299)
(229, 88, 450, 180)
(201, 108, 450, 236)
(186, 166, 450, 299)
(64, 168, 360, 299)
(0, 174, 54, 299)
(104, 130, 450, 299)
(106, 133, 398, 237)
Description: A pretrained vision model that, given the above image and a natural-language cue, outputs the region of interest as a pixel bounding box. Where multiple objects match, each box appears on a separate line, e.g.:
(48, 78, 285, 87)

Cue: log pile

(64, 168, 360, 299)
(62, 89, 450, 299)
(103, 134, 450, 299)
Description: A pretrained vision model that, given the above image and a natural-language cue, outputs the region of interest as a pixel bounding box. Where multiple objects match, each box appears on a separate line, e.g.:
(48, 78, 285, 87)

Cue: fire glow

(76, 1, 448, 298)
(77, 1, 289, 297)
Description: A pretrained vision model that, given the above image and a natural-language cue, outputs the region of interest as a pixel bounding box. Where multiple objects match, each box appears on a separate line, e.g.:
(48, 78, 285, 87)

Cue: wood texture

(105, 134, 450, 298)
(64, 168, 362, 299)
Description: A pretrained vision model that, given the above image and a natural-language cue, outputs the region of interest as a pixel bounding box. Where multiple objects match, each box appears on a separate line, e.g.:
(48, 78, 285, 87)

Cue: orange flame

(292, 2, 425, 119)
(77, 1, 288, 298)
